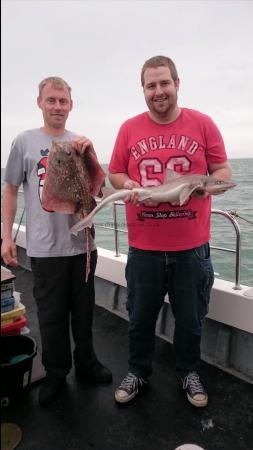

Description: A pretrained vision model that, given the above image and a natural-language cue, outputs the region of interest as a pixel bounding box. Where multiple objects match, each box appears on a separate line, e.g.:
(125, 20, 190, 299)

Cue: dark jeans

(125, 244, 214, 378)
(31, 251, 98, 378)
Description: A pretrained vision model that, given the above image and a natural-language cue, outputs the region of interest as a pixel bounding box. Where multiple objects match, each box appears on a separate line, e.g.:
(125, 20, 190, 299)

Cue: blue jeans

(125, 244, 214, 378)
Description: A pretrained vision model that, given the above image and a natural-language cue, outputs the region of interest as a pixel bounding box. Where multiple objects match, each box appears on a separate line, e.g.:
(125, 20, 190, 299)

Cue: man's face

(143, 66, 179, 122)
(37, 83, 73, 130)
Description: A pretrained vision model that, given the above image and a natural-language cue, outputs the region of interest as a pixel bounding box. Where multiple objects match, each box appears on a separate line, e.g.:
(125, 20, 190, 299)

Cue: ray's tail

(85, 228, 91, 282)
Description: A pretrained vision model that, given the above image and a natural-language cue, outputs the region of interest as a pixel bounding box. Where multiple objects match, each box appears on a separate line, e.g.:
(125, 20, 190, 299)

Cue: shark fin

(163, 168, 181, 184)
(179, 184, 203, 206)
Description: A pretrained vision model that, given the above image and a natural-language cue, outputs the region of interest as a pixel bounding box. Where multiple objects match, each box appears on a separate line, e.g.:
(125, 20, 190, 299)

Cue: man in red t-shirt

(109, 55, 232, 408)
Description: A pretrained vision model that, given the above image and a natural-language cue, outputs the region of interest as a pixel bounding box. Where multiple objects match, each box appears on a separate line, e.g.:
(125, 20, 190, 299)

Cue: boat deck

(1, 265, 253, 450)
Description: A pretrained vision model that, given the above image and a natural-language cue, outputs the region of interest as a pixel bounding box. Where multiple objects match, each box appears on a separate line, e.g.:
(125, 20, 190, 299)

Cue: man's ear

(37, 96, 42, 109)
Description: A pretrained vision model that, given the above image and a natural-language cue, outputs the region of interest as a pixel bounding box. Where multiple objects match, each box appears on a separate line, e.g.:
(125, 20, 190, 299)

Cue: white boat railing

(96, 202, 242, 291)
(211, 209, 241, 290)
(9, 197, 243, 291)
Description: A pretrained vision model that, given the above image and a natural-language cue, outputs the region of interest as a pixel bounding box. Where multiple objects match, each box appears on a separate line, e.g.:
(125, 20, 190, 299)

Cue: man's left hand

(72, 136, 96, 157)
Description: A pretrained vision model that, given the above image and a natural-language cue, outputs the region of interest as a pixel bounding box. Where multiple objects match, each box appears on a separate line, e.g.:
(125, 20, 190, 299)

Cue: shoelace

(119, 373, 142, 393)
(183, 372, 205, 395)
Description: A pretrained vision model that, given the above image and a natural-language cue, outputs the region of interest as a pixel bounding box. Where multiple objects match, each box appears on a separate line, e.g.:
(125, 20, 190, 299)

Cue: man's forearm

(109, 172, 131, 189)
(211, 167, 232, 180)
(208, 162, 232, 180)
(2, 184, 19, 240)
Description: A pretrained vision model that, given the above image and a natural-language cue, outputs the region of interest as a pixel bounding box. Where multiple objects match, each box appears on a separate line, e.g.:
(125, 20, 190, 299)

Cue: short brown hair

(38, 76, 72, 98)
(141, 56, 179, 86)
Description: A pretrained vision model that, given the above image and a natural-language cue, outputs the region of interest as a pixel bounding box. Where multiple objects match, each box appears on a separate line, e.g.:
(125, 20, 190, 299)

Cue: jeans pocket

(200, 258, 214, 320)
(193, 242, 210, 260)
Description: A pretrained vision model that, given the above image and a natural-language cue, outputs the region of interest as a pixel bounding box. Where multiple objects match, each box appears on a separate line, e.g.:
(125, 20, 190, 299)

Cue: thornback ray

(42, 141, 105, 214)
(41, 141, 105, 280)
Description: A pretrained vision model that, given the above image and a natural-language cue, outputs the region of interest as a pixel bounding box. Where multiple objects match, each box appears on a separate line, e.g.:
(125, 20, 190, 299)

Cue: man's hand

(1, 238, 18, 267)
(72, 136, 96, 157)
(123, 179, 140, 204)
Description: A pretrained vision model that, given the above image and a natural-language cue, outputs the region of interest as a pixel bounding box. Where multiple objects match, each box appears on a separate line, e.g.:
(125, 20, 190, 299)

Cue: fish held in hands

(42, 140, 105, 215)
(70, 168, 236, 235)
(42, 140, 105, 280)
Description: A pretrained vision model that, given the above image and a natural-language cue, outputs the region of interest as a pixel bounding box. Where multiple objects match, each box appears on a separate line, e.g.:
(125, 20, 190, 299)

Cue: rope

(229, 210, 253, 225)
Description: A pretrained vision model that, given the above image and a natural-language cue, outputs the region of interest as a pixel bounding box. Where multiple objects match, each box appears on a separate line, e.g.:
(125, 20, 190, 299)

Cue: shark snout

(205, 179, 236, 195)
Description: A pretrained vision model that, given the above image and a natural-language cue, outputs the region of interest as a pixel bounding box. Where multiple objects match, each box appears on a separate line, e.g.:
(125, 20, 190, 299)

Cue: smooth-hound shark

(70, 168, 236, 235)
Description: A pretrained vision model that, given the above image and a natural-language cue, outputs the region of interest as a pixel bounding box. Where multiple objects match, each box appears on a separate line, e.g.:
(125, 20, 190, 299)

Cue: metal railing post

(113, 203, 121, 257)
(211, 209, 242, 290)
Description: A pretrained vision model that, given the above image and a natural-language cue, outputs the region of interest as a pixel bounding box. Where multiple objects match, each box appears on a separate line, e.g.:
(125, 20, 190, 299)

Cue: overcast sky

(2, 0, 253, 165)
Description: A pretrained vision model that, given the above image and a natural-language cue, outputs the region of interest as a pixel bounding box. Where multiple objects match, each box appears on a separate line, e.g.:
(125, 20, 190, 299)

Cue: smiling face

(143, 65, 180, 124)
(37, 82, 73, 135)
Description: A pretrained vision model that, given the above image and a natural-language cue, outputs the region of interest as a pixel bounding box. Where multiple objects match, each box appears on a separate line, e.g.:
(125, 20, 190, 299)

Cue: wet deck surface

(1, 266, 253, 450)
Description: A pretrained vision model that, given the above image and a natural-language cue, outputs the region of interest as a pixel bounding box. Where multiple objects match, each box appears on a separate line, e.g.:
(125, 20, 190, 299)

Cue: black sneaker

(115, 372, 148, 403)
(182, 371, 208, 407)
(39, 375, 66, 405)
(76, 360, 112, 384)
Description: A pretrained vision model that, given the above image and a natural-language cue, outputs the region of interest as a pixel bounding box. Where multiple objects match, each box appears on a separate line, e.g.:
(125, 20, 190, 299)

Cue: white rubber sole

(114, 389, 137, 403)
(186, 392, 208, 407)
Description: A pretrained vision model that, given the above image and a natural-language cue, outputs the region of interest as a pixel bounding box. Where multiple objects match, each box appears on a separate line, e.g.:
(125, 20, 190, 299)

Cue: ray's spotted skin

(42, 140, 105, 215)
(42, 140, 105, 279)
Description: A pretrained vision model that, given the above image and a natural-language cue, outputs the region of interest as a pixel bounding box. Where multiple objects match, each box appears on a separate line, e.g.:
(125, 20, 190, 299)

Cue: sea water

(1, 159, 253, 286)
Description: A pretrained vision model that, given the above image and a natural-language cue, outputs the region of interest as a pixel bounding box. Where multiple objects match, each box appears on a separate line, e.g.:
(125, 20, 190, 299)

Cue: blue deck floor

(1, 265, 253, 450)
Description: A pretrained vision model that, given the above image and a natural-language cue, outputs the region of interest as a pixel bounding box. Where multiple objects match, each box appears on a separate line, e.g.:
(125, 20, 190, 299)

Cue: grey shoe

(115, 372, 148, 403)
(182, 371, 208, 407)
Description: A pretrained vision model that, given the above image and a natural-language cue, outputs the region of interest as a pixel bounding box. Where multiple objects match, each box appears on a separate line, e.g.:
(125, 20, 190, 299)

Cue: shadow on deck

(1, 266, 253, 450)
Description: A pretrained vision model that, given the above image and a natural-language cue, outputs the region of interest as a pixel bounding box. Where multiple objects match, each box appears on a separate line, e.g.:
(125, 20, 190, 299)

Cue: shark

(70, 168, 236, 235)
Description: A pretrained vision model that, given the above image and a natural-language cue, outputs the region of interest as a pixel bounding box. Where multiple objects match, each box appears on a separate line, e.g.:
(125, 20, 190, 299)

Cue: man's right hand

(1, 238, 18, 266)
(123, 179, 140, 204)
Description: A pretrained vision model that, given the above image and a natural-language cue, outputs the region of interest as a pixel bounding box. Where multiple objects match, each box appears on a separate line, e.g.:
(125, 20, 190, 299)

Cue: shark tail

(70, 215, 93, 236)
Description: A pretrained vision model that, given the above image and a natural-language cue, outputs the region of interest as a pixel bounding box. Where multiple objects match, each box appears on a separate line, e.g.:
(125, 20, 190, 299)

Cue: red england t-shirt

(109, 108, 227, 251)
